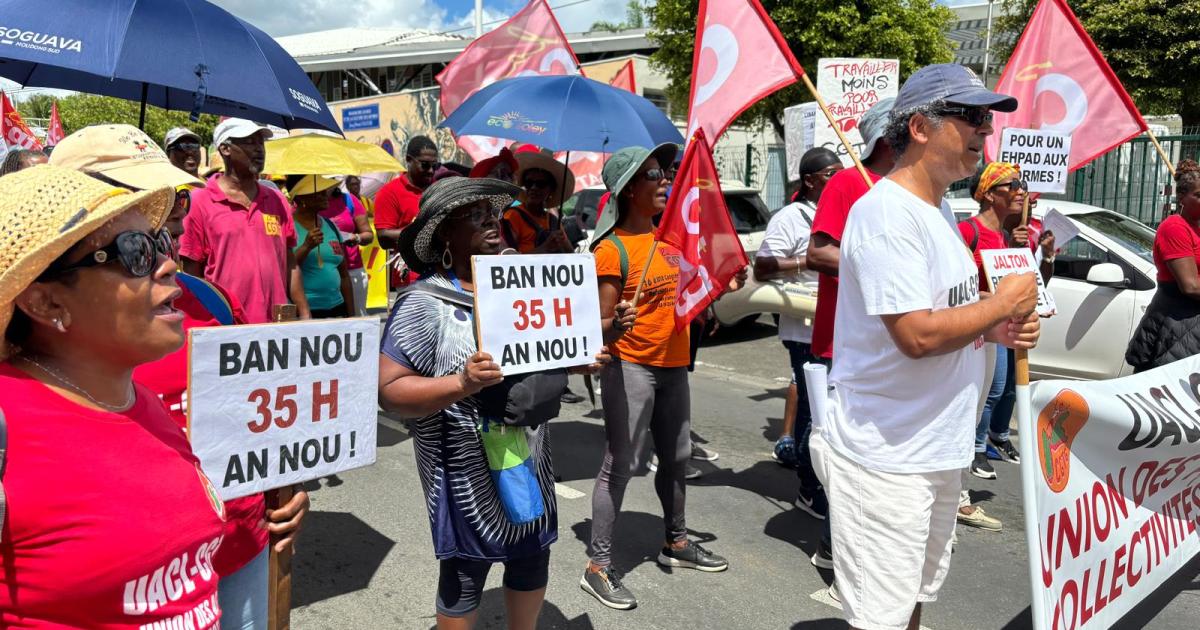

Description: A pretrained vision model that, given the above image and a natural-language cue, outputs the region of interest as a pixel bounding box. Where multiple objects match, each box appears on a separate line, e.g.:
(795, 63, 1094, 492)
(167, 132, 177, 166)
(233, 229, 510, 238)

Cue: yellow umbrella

(263, 134, 405, 176)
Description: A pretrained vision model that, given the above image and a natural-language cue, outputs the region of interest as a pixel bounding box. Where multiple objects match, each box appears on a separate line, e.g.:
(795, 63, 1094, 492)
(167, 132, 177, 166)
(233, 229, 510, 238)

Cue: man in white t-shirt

(809, 63, 1041, 630)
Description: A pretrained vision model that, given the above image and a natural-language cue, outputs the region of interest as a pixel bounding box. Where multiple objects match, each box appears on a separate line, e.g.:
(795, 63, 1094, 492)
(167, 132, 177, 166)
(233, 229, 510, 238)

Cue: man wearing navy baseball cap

(808, 63, 1041, 630)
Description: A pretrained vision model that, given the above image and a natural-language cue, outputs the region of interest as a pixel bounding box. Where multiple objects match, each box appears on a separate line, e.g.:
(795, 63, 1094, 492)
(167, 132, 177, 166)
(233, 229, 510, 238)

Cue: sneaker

(970, 452, 997, 480)
(985, 442, 1001, 460)
(648, 455, 702, 480)
(957, 505, 1003, 532)
(580, 566, 637, 610)
(828, 582, 841, 603)
(794, 487, 828, 521)
(561, 387, 585, 404)
(657, 541, 729, 572)
(690, 443, 720, 461)
(810, 540, 833, 570)
(772, 436, 798, 467)
(990, 437, 1021, 464)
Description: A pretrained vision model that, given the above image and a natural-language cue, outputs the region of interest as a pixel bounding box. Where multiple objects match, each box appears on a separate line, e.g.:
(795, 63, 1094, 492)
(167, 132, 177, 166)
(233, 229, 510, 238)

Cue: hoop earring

(442, 246, 453, 269)
(53, 318, 67, 333)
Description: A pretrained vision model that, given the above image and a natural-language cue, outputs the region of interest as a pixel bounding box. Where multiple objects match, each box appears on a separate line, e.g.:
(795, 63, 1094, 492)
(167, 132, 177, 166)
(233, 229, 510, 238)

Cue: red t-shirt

(958, 216, 1009, 291)
(0, 364, 226, 629)
(374, 174, 424, 286)
(133, 275, 269, 578)
(1153, 214, 1200, 282)
(810, 168, 883, 359)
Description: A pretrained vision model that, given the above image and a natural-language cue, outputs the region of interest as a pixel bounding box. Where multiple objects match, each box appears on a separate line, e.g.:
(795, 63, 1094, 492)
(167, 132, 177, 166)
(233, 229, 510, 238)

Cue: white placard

(473, 253, 603, 376)
(981, 248, 1056, 317)
(998, 128, 1073, 194)
(188, 319, 380, 501)
(785, 102, 818, 181)
(814, 58, 899, 167)
(1040, 207, 1081, 252)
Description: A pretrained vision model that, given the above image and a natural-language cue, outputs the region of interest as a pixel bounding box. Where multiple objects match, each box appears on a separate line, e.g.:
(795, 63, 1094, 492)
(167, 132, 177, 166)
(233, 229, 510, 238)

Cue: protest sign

(982, 248, 1056, 317)
(999, 128, 1073, 194)
(1024, 357, 1200, 629)
(785, 102, 818, 181)
(813, 58, 898, 167)
(1037, 208, 1082, 265)
(473, 253, 602, 376)
(188, 319, 380, 501)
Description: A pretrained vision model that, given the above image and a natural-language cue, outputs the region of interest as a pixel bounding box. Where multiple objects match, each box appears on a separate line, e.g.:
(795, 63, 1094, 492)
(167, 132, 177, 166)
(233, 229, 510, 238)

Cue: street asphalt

(291, 318, 1200, 629)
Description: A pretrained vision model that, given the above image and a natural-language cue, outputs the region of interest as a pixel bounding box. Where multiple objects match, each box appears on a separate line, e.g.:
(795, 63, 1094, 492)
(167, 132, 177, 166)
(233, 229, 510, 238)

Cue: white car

(948, 198, 1157, 381)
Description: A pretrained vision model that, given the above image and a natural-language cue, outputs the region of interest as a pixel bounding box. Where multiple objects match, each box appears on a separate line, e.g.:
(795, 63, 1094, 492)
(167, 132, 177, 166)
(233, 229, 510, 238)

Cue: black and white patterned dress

(381, 274, 558, 561)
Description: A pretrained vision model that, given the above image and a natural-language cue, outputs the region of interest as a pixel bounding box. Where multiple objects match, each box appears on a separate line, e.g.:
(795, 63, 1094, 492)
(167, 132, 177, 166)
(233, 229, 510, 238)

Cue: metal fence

(713, 144, 788, 210)
(1069, 132, 1200, 226)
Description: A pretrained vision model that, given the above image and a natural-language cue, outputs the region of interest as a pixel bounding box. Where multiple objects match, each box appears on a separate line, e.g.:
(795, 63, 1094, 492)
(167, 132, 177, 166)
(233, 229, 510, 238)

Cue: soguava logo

(0, 26, 82, 54)
(288, 87, 322, 115)
(196, 464, 227, 521)
(485, 111, 547, 135)
(1037, 389, 1089, 493)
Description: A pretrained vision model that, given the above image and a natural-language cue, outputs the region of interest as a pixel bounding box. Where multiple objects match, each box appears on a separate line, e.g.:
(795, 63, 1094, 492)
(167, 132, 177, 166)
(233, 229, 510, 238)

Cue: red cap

(469, 147, 519, 178)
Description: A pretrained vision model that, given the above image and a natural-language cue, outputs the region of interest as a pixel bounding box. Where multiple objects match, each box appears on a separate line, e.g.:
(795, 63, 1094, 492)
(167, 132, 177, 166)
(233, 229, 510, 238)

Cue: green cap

(590, 142, 678, 250)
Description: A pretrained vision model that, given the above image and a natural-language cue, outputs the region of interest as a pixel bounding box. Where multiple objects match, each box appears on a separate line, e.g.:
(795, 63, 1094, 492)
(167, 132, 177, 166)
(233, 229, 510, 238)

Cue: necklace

(18, 355, 135, 412)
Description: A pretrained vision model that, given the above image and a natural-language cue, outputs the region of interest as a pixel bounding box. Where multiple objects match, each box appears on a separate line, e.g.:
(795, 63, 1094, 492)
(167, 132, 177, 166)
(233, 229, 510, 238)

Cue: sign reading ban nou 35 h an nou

(188, 319, 380, 501)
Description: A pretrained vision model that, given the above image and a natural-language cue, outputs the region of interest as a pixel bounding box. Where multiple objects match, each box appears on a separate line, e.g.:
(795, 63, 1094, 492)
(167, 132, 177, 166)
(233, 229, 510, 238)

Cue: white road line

(554, 483, 586, 499)
(808, 589, 932, 630)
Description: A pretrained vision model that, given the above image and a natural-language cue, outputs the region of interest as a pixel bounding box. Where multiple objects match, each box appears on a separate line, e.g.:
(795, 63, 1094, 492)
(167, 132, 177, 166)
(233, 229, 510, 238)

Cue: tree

(15, 93, 220, 145)
(994, 0, 1200, 129)
(648, 0, 957, 139)
(591, 0, 647, 33)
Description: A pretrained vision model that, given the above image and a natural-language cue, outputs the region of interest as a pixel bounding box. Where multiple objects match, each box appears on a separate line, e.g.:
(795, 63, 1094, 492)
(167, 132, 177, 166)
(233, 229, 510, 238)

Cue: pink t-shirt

(179, 175, 298, 324)
(320, 192, 365, 270)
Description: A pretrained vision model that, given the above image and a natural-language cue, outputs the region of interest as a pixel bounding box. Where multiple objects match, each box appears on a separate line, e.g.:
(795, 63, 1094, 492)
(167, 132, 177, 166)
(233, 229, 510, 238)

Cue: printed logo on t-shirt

(330, 240, 344, 256)
(947, 275, 979, 308)
(195, 464, 226, 522)
(262, 214, 281, 237)
(121, 534, 223, 622)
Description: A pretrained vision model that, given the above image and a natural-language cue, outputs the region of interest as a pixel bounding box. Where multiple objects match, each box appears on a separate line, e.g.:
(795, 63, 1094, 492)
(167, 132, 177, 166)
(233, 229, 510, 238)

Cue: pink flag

(436, 0, 580, 161)
(686, 0, 804, 143)
(47, 101, 65, 146)
(1, 92, 44, 151)
(654, 129, 748, 330)
(609, 59, 637, 93)
(985, 0, 1147, 171)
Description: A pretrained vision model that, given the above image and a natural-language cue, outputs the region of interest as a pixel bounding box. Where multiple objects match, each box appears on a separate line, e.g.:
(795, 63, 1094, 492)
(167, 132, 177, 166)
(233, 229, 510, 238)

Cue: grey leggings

(589, 359, 691, 567)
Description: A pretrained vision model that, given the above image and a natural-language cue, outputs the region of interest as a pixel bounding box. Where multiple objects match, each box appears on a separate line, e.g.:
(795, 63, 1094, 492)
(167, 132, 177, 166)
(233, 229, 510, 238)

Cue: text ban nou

(218, 332, 364, 376)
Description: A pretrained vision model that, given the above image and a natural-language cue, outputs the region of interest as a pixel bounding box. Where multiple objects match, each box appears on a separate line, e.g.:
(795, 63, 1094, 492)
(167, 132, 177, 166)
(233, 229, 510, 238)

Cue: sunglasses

(936, 106, 994, 128)
(523, 178, 554, 190)
(41, 229, 174, 280)
(411, 158, 440, 171)
(638, 168, 667, 182)
(446, 205, 501, 226)
(813, 166, 841, 179)
(991, 179, 1028, 193)
(169, 142, 201, 152)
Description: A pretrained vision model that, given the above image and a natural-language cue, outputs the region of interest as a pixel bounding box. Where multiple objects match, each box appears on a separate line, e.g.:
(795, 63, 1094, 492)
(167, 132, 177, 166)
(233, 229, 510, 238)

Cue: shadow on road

(701, 320, 777, 348)
(430, 588, 597, 629)
(791, 619, 848, 630)
(293, 510, 396, 607)
(377, 419, 411, 447)
(550, 420, 607, 483)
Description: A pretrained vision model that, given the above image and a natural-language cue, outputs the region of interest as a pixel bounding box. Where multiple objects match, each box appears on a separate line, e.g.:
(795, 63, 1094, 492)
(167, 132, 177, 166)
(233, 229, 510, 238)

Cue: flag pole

(1144, 128, 1176, 177)
(799, 73, 873, 188)
(630, 241, 659, 307)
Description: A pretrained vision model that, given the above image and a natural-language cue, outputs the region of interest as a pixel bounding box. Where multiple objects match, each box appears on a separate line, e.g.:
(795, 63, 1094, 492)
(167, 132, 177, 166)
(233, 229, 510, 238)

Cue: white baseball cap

(163, 127, 201, 149)
(213, 118, 275, 147)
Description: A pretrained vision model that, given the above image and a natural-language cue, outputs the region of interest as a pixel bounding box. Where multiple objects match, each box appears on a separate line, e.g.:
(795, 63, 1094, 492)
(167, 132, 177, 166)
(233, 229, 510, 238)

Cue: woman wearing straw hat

(0, 165, 227, 627)
(581, 143, 729, 612)
(288, 174, 355, 319)
(378, 177, 608, 630)
(501, 149, 574, 255)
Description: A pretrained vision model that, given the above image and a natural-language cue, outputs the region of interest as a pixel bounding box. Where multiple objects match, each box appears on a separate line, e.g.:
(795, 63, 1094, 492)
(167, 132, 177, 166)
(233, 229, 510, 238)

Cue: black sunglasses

(411, 158, 439, 171)
(523, 178, 555, 190)
(639, 168, 667, 182)
(936, 106, 994, 128)
(169, 142, 201, 152)
(991, 179, 1028, 193)
(41, 229, 174, 280)
(446, 205, 501, 226)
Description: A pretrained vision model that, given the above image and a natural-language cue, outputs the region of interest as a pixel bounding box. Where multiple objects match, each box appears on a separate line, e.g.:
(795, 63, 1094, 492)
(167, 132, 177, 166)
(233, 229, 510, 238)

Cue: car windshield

(1071, 212, 1155, 264)
(727, 193, 769, 233)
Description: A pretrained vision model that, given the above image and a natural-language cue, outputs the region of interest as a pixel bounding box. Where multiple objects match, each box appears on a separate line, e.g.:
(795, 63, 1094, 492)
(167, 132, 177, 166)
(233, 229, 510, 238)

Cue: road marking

(692, 360, 789, 390)
(808, 589, 932, 630)
(554, 483, 586, 499)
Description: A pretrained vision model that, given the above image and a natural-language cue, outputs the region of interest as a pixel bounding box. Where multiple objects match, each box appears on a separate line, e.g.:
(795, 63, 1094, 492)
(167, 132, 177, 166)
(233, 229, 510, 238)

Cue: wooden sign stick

(268, 303, 298, 630)
(630, 241, 660, 307)
(799, 72, 874, 188)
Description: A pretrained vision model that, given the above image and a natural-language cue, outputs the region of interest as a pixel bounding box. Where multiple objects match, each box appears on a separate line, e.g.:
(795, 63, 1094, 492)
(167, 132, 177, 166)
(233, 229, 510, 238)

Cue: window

(726, 193, 769, 234)
(643, 89, 672, 118)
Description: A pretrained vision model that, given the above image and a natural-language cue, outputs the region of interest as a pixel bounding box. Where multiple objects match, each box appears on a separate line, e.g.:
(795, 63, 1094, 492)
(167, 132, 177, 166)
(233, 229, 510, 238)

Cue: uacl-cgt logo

(288, 88, 322, 114)
(0, 26, 83, 54)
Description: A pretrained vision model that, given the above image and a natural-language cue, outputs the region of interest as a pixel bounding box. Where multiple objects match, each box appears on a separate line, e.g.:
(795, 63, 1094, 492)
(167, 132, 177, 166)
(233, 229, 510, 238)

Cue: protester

(960, 162, 1056, 483)
(754, 147, 841, 515)
(320, 177, 375, 316)
(0, 165, 227, 627)
(287, 175, 354, 319)
(469, 147, 518, 183)
(1126, 159, 1200, 372)
(164, 127, 203, 177)
(0, 147, 48, 176)
(810, 64, 1041, 629)
(375, 135, 438, 251)
(378, 177, 607, 630)
(177, 118, 310, 322)
(582, 143, 729, 611)
(502, 150, 575, 254)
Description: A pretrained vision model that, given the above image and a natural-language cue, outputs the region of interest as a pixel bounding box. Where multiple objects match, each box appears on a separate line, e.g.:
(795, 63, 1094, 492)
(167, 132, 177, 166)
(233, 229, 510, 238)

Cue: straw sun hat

(399, 177, 523, 276)
(0, 165, 174, 361)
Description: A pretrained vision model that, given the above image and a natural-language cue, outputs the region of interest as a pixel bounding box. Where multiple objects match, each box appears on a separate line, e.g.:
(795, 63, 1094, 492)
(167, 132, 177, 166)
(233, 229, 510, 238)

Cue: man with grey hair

(809, 64, 1041, 629)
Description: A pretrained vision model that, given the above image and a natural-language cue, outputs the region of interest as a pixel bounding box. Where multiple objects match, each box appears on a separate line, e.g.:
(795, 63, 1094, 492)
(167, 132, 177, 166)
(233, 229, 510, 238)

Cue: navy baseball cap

(894, 64, 1017, 113)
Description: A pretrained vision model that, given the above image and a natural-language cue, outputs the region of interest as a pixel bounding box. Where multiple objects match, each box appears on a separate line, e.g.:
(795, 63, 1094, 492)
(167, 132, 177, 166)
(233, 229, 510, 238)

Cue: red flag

(686, 0, 804, 143)
(654, 129, 749, 330)
(610, 59, 637, 93)
(47, 101, 65, 146)
(436, 0, 580, 161)
(985, 0, 1146, 171)
(1, 92, 44, 151)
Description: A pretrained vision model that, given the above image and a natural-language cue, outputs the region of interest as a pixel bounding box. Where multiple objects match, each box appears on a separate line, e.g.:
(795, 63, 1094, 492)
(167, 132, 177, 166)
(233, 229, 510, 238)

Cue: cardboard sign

(473, 254, 602, 376)
(998, 128, 1073, 194)
(981, 248, 1056, 317)
(784, 102, 818, 181)
(814, 58, 899, 167)
(188, 319, 380, 501)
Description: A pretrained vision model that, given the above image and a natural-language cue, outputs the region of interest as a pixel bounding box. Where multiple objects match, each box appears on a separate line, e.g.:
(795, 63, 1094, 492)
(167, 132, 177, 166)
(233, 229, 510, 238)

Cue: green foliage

(15, 93, 219, 146)
(591, 0, 648, 33)
(648, 0, 957, 137)
(994, 0, 1200, 127)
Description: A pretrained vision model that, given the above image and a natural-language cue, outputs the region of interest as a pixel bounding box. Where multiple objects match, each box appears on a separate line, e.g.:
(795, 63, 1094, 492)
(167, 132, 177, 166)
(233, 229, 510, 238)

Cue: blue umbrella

(0, 0, 339, 132)
(439, 75, 683, 153)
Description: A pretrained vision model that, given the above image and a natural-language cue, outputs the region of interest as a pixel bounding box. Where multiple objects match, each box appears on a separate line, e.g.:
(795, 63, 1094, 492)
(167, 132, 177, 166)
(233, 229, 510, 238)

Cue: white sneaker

(648, 455, 702, 479)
